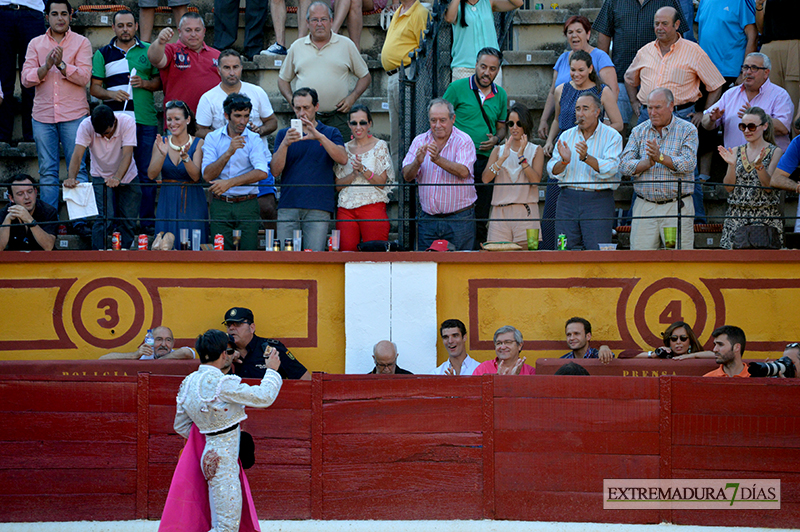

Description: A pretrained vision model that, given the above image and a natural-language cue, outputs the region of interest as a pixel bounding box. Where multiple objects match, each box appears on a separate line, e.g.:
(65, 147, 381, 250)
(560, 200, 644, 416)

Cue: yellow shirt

(380, 1, 431, 71)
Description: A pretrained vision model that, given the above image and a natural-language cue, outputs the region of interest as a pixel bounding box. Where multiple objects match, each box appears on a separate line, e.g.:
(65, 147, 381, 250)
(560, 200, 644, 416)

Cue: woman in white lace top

(334, 104, 395, 251)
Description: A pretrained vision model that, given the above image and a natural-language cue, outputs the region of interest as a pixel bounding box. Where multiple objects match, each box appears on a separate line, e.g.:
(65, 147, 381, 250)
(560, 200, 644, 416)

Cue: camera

(654, 347, 672, 359)
(747, 356, 796, 378)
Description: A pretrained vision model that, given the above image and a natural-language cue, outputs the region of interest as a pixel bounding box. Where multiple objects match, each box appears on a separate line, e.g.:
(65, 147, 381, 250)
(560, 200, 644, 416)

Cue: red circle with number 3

(72, 278, 146, 348)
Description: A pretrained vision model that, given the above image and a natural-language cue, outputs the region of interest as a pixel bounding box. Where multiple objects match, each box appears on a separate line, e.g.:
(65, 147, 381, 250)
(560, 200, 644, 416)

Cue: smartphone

(291, 119, 303, 137)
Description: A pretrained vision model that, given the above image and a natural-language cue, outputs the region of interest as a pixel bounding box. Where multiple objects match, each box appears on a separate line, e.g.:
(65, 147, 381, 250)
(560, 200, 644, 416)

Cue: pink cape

(159, 424, 260, 532)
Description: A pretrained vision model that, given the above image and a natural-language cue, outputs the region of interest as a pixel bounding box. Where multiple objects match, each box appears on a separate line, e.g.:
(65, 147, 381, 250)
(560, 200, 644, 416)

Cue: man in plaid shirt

(620, 88, 698, 250)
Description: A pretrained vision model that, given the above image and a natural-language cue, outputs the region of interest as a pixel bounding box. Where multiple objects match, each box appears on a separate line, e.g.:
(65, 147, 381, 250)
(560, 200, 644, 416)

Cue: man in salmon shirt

(473, 325, 536, 375)
(21, 0, 91, 210)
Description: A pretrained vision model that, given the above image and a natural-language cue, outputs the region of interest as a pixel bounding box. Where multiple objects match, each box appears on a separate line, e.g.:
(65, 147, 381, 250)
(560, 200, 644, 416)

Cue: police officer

(223, 307, 311, 380)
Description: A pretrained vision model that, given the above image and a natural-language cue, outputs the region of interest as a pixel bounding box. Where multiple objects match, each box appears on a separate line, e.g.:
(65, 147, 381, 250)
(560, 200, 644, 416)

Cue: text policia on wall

(604, 479, 780, 510)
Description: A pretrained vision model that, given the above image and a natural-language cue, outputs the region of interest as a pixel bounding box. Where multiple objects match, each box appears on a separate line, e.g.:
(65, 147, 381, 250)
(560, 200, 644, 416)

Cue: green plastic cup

(663, 227, 677, 249)
(527, 228, 539, 250)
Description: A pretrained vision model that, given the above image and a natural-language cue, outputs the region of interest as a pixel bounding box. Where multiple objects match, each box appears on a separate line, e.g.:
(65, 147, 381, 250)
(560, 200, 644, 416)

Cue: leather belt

(0, 4, 38, 10)
(636, 193, 692, 205)
(212, 193, 257, 203)
(386, 67, 400, 76)
(207, 423, 239, 437)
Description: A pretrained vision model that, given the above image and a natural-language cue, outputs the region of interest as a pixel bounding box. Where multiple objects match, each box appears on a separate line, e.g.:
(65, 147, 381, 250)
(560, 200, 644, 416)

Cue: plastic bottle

(144, 329, 155, 347)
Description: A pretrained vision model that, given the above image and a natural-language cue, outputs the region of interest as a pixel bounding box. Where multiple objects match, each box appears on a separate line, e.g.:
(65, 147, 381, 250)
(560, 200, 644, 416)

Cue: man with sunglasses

(702, 52, 794, 151)
(223, 307, 311, 380)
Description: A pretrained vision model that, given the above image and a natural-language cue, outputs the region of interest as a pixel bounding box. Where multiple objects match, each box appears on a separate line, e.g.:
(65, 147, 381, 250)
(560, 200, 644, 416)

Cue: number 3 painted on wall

(97, 297, 120, 329)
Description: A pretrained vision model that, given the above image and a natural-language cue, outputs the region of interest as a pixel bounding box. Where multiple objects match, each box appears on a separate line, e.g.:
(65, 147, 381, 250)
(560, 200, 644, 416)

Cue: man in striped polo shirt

(91, 9, 161, 234)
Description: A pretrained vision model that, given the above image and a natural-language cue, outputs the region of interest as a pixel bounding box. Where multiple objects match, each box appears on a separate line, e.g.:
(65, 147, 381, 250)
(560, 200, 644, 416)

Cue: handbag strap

(472, 85, 496, 135)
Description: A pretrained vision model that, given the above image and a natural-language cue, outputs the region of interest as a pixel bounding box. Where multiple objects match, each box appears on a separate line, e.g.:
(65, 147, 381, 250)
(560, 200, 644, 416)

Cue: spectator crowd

(2, 0, 800, 252)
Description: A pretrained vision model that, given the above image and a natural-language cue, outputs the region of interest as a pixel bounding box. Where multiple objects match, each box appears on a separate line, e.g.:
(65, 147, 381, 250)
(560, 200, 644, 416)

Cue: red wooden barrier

(1, 372, 799, 526)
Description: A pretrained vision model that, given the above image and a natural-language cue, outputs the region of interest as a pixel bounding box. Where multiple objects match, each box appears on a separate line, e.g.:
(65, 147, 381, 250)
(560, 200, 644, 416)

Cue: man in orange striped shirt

(624, 6, 725, 128)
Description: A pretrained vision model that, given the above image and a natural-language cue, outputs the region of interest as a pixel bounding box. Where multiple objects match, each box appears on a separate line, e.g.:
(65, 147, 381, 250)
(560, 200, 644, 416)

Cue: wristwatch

(659, 153, 665, 163)
(58, 61, 66, 72)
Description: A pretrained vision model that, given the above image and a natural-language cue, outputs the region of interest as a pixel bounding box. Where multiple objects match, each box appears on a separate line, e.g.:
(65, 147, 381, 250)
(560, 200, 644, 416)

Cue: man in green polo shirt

(90, 9, 161, 235)
(443, 47, 507, 248)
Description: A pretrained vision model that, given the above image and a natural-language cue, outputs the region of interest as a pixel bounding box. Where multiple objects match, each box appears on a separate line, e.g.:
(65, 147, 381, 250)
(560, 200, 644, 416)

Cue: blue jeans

(418, 206, 475, 251)
(679, 0, 695, 41)
(555, 188, 615, 250)
(0, 8, 44, 142)
(135, 124, 158, 230)
(92, 175, 142, 250)
(277, 208, 332, 252)
(617, 86, 634, 126)
(32, 116, 89, 209)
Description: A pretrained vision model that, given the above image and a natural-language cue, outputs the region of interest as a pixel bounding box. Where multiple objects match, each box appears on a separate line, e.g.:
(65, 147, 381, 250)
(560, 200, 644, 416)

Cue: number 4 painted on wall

(660, 300, 683, 324)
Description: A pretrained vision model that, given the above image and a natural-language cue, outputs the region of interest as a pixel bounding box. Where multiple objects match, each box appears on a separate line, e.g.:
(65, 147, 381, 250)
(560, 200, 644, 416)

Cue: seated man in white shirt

(100, 326, 196, 359)
(434, 318, 480, 375)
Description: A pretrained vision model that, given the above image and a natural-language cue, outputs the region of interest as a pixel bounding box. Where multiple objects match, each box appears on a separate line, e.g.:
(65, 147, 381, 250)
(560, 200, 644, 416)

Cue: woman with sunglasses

(717, 106, 783, 249)
(482, 103, 543, 247)
(148, 101, 208, 249)
(636, 321, 714, 359)
(334, 104, 395, 251)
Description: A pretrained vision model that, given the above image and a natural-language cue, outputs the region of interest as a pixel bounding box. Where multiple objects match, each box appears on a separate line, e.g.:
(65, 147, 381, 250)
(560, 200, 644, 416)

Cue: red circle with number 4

(633, 278, 708, 347)
(72, 278, 146, 348)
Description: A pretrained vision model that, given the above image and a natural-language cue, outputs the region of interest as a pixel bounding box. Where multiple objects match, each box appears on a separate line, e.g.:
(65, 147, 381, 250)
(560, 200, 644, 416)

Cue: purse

(732, 224, 781, 250)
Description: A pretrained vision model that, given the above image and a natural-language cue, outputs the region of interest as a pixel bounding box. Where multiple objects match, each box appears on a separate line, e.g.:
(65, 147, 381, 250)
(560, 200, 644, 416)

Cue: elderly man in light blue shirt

(202, 93, 271, 250)
(547, 93, 622, 250)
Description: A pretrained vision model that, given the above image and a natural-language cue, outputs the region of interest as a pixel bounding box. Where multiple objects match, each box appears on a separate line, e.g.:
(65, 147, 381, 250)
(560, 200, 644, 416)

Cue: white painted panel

(390, 262, 438, 374)
(344, 262, 391, 374)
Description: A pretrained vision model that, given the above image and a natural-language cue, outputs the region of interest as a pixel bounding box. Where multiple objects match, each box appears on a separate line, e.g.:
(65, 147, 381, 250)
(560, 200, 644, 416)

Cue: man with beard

(704, 325, 749, 377)
(443, 48, 507, 248)
(201, 93, 270, 250)
(91, 9, 161, 235)
(546, 93, 622, 250)
(402, 98, 477, 250)
(560, 317, 615, 363)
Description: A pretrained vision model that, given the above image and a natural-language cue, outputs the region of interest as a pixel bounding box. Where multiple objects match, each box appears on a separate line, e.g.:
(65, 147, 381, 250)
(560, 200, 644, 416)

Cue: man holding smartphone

(270, 87, 347, 252)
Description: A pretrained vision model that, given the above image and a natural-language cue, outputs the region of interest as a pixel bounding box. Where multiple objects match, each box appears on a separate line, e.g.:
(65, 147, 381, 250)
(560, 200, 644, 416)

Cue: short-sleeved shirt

(92, 37, 159, 126)
(759, 0, 800, 44)
(381, 0, 430, 71)
(235, 334, 309, 380)
(273, 122, 343, 213)
(75, 113, 138, 183)
(619, 116, 698, 202)
(450, 0, 499, 69)
(704, 79, 794, 150)
(279, 33, 370, 113)
(196, 82, 276, 196)
(443, 76, 508, 158)
(402, 126, 477, 215)
(201, 126, 271, 197)
(473, 358, 536, 375)
(625, 37, 725, 106)
(0, 199, 58, 251)
(695, 0, 756, 78)
(777, 135, 800, 177)
(553, 48, 615, 87)
(159, 41, 220, 112)
(703, 365, 750, 377)
(592, 0, 689, 82)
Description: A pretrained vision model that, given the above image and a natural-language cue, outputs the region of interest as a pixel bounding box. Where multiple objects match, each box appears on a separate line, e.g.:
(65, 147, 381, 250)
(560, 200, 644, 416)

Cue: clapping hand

(352, 154, 364, 174)
(556, 140, 571, 164)
(575, 140, 588, 162)
(155, 135, 169, 157)
(717, 146, 737, 166)
(497, 143, 510, 164)
(645, 139, 662, 163)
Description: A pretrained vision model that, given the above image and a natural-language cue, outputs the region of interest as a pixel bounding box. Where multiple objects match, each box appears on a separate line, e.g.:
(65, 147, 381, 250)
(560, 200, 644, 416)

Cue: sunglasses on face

(507, 120, 524, 128)
(349, 120, 369, 127)
(787, 342, 800, 350)
(670, 335, 689, 342)
(225, 348, 236, 355)
(738, 122, 763, 132)
(741, 65, 768, 72)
